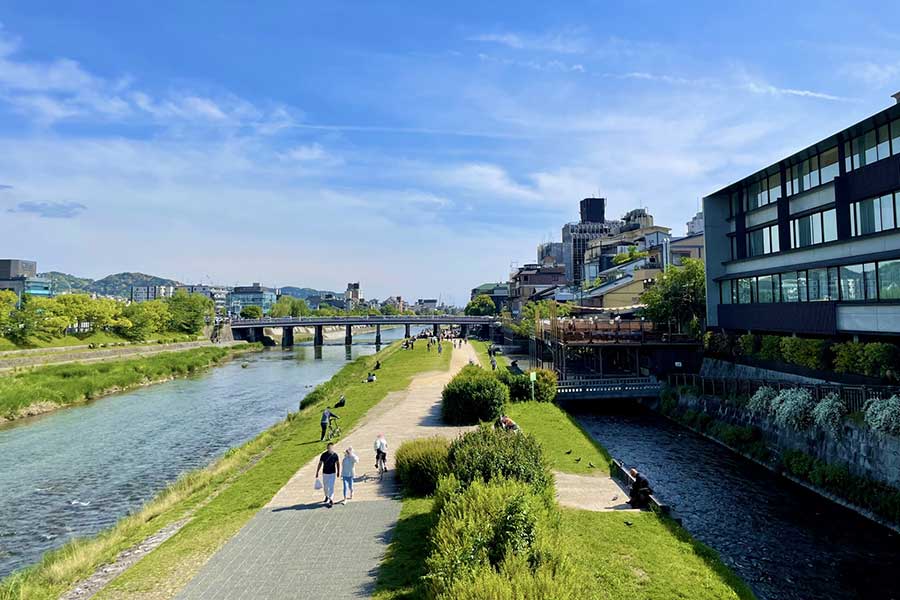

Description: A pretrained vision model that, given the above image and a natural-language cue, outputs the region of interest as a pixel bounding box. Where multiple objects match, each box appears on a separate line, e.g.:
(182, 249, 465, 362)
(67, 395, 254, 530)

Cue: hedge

(441, 365, 508, 425)
(447, 426, 552, 493)
(833, 341, 898, 379)
(396, 437, 451, 496)
(780, 337, 827, 370)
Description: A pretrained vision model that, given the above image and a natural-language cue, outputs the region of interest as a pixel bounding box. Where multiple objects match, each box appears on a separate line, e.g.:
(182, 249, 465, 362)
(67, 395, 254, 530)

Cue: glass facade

(746, 224, 779, 257)
(791, 208, 837, 248)
(845, 118, 900, 172)
(851, 192, 899, 237)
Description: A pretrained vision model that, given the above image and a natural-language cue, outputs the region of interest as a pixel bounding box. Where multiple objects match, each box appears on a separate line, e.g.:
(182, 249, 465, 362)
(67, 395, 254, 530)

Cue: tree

(464, 294, 497, 316)
(5, 295, 40, 344)
(240, 304, 264, 319)
(121, 300, 171, 340)
(167, 291, 214, 333)
(0, 289, 17, 336)
(381, 303, 399, 316)
(612, 246, 649, 266)
(641, 258, 706, 335)
(511, 301, 571, 337)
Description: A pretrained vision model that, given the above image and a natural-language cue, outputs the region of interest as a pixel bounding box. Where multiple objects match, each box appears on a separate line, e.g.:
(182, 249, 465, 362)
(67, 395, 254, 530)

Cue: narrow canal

(574, 404, 900, 600)
(0, 327, 409, 579)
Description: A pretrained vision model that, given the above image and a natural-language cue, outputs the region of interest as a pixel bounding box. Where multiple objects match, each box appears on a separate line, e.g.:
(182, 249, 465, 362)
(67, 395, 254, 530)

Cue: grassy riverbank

(0, 345, 256, 422)
(0, 342, 452, 600)
(0, 331, 201, 352)
(469, 339, 509, 369)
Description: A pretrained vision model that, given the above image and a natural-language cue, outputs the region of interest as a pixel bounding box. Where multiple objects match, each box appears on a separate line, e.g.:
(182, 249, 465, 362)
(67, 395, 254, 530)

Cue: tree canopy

(510, 300, 571, 337)
(640, 258, 706, 335)
(464, 294, 497, 316)
(239, 305, 264, 319)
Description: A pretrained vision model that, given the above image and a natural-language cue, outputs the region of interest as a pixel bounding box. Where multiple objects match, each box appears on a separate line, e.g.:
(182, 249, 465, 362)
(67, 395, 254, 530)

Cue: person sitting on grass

(495, 414, 519, 432)
(628, 468, 653, 509)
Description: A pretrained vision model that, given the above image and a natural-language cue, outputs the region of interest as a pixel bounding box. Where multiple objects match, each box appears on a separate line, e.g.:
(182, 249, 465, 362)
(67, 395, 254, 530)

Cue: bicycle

(375, 449, 387, 480)
(326, 419, 342, 441)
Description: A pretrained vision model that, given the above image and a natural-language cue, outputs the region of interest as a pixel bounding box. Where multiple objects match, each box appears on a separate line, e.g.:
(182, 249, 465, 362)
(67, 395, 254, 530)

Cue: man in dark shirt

(316, 443, 340, 507)
(628, 468, 653, 509)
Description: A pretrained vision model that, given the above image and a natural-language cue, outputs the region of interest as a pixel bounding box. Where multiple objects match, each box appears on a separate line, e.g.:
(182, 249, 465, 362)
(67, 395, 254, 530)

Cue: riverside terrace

(230, 315, 498, 346)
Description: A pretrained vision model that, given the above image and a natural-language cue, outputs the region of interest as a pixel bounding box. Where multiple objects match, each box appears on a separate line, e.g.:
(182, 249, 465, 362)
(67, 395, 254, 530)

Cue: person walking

(316, 443, 340, 507)
(374, 433, 388, 473)
(320, 406, 338, 441)
(342, 447, 359, 502)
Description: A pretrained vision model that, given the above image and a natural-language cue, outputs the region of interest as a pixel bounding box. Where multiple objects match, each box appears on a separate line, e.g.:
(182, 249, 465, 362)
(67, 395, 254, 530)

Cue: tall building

(508, 264, 566, 316)
(345, 282, 361, 307)
(130, 285, 175, 303)
(0, 259, 51, 302)
(537, 242, 564, 266)
(228, 283, 277, 316)
(704, 95, 900, 337)
(687, 210, 704, 235)
(562, 198, 621, 286)
(470, 282, 510, 312)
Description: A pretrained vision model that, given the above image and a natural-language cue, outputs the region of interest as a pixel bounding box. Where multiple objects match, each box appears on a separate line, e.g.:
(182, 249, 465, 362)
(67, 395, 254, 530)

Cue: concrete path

(553, 471, 634, 512)
(177, 341, 479, 600)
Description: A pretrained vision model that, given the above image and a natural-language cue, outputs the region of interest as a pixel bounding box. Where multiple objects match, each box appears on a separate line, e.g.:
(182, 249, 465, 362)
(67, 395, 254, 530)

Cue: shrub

(530, 369, 557, 403)
(703, 330, 732, 357)
(780, 337, 827, 370)
(747, 386, 777, 417)
(659, 385, 678, 415)
(448, 426, 552, 493)
(812, 393, 847, 434)
(442, 365, 508, 425)
(396, 437, 451, 496)
(737, 333, 757, 357)
(758, 335, 784, 362)
(781, 449, 815, 478)
(496, 369, 530, 402)
(773, 388, 815, 431)
(862, 343, 898, 379)
(865, 395, 900, 436)
(833, 341, 865, 375)
(425, 477, 566, 599)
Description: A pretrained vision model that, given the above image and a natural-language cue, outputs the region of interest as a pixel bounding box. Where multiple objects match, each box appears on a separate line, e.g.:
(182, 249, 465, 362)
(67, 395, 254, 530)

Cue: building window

(892, 119, 900, 158)
(747, 224, 779, 257)
(840, 264, 866, 300)
(846, 125, 896, 172)
(781, 271, 799, 302)
(757, 275, 774, 303)
(791, 208, 837, 248)
(820, 147, 839, 182)
(879, 259, 900, 300)
(738, 278, 752, 304)
(852, 194, 897, 237)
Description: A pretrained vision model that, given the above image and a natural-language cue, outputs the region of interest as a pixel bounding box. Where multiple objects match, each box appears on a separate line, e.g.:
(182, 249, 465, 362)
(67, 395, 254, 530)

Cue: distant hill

(280, 286, 341, 299)
(38, 271, 181, 298)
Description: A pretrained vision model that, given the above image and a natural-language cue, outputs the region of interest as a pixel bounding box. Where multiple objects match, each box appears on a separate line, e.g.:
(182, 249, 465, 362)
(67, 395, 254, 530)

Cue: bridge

(556, 376, 662, 400)
(229, 315, 498, 346)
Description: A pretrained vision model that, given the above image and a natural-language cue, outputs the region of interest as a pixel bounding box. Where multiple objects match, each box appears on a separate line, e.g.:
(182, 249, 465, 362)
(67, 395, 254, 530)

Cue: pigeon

(588, 462, 596, 469)
(611, 494, 619, 501)
(575, 457, 582, 463)
(564, 449, 572, 455)
(624, 521, 633, 527)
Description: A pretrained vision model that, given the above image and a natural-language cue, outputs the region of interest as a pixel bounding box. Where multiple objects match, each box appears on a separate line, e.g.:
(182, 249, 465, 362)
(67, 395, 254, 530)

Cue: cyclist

(320, 406, 339, 441)
(374, 433, 388, 473)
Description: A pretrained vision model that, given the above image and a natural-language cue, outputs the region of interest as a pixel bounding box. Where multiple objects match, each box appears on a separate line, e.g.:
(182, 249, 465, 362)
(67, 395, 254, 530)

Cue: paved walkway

(177, 341, 478, 600)
(553, 471, 633, 512)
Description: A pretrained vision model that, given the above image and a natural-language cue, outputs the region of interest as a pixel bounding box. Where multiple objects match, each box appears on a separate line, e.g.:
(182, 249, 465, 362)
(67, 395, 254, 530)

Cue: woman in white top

(341, 447, 359, 501)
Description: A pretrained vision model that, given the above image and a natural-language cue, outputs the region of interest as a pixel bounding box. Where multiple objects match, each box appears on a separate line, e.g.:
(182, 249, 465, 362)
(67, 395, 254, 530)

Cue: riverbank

(0, 341, 445, 599)
(0, 343, 257, 423)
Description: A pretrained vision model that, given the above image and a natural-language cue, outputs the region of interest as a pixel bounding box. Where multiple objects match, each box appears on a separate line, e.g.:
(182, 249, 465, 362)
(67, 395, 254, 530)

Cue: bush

(812, 393, 847, 434)
(782, 449, 816, 478)
(865, 395, 900, 436)
(530, 369, 557, 403)
(833, 342, 898, 379)
(833, 341, 865, 375)
(773, 388, 815, 431)
(747, 386, 777, 417)
(425, 477, 567, 599)
(396, 437, 451, 496)
(758, 335, 783, 362)
(447, 426, 552, 493)
(703, 330, 732, 357)
(780, 337, 827, 370)
(737, 333, 757, 356)
(442, 365, 509, 425)
(496, 370, 530, 402)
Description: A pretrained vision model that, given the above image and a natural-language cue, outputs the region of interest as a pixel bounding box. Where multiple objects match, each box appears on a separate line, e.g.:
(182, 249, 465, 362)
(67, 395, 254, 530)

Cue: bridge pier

(314, 325, 324, 346)
(345, 325, 353, 346)
(433, 323, 440, 338)
(405, 324, 411, 338)
(375, 324, 381, 345)
(282, 326, 294, 348)
(460, 324, 469, 339)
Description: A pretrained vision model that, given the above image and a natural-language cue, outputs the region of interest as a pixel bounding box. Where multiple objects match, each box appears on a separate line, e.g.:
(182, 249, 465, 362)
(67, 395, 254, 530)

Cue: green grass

(0, 331, 200, 352)
(469, 339, 509, 370)
(505, 401, 612, 476)
(560, 508, 755, 600)
(0, 341, 452, 600)
(373, 497, 436, 600)
(0, 346, 252, 421)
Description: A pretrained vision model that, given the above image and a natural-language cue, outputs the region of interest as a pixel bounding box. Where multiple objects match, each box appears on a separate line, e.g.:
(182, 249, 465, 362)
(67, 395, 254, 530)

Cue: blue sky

(1, 2, 899, 304)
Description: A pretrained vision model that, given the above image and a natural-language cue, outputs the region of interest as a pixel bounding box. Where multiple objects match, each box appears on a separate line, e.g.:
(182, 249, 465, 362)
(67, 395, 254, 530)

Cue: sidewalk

(177, 341, 478, 600)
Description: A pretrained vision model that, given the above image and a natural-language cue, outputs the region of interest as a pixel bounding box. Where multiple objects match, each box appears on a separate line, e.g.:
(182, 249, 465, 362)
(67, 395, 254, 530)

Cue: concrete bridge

(230, 315, 498, 346)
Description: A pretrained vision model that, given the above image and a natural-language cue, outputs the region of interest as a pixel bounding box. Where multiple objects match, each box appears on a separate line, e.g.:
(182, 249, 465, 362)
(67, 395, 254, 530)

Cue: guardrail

(557, 376, 662, 399)
(667, 373, 900, 414)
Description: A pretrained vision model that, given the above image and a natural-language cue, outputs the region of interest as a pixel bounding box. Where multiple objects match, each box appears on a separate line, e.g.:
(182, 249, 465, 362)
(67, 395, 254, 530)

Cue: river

(574, 404, 900, 600)
(0, 327, 410, 580)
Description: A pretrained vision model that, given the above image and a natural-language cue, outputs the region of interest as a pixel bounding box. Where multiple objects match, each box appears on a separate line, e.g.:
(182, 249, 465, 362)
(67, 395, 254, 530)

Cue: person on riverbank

(628, 468, 653, 509)
(374, 433, 388, 470)
(316, 443, 340, 507)
(342, 447, 359, 502)
(320, 407, 339, 441)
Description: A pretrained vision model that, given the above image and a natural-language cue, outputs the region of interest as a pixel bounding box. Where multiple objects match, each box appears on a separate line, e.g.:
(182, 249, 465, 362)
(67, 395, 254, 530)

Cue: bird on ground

(588, 462, 596, 468)
(624, 521, 634, 527)
(575, 457, 582, 463)
(565, 449, 572, 454)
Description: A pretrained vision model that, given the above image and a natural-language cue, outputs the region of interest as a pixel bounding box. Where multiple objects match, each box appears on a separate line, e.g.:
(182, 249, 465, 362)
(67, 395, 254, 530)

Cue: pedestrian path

(553, 471, 634, 511)
(177, 341, 478, 600)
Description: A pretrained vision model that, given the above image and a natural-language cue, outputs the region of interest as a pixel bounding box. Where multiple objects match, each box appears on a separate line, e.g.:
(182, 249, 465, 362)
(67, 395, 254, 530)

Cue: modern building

(345, 282, 361, 307)
(537, 241, 565, 266)
(176, 285, 229, 314)
(228, 283, 277, 316)
(415, 298, 438, 313)
(307, 294, 347, 311)
(508, 263, 566, 316)
(704, 95, 900, 337)
(0, 259, 52, 303)
(687, 210, 705, 235)
(561, 198, 622, 286)
(382, 295, 405, 312)
(582, 210, 670, 283)
(130, 285, 176, 303)
(470, 282, 510, 313)
(669, 233, 705, 266)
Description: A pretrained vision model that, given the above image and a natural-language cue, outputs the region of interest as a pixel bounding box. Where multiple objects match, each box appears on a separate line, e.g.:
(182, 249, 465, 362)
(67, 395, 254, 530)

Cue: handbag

(314, 477, 323, 490)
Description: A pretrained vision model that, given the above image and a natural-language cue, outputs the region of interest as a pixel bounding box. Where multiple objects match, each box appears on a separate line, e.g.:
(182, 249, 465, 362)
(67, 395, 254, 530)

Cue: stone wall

(700, 357, 830, 384)
(652, 391, 900, 490)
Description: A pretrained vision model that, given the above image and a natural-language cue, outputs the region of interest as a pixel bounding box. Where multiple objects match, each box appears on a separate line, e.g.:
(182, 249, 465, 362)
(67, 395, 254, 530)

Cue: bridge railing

(543, 319, 697, 345)
(557, 376, 662, 396)
(231, 315, 496, 326)
(666, 373, 900, 413)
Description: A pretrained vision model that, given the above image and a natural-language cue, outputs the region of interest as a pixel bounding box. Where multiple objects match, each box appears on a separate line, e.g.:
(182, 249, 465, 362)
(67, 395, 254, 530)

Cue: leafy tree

(0, 289, 17, 335)
(168, 291, 214, 333)
(511, 301, 571, 337)
(5, 295, 40, 344)
(121, 300, 171, 340)
(612, 246, 649, 266)
(640, 258, 706, 335)
(465, 294, 497, 316)
(239, 304, 264, 319)
(381, 303, 400, 315)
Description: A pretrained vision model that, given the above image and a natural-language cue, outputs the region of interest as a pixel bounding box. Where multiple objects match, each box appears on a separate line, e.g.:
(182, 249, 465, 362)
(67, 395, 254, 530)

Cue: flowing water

(0, 327, 409, 579)
(574, 404, 900, 600)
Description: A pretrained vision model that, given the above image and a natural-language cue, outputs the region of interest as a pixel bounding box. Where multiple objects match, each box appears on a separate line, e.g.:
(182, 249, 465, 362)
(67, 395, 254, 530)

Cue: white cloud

(468, 29, 588, 54)
(841, 61, 900, 88)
